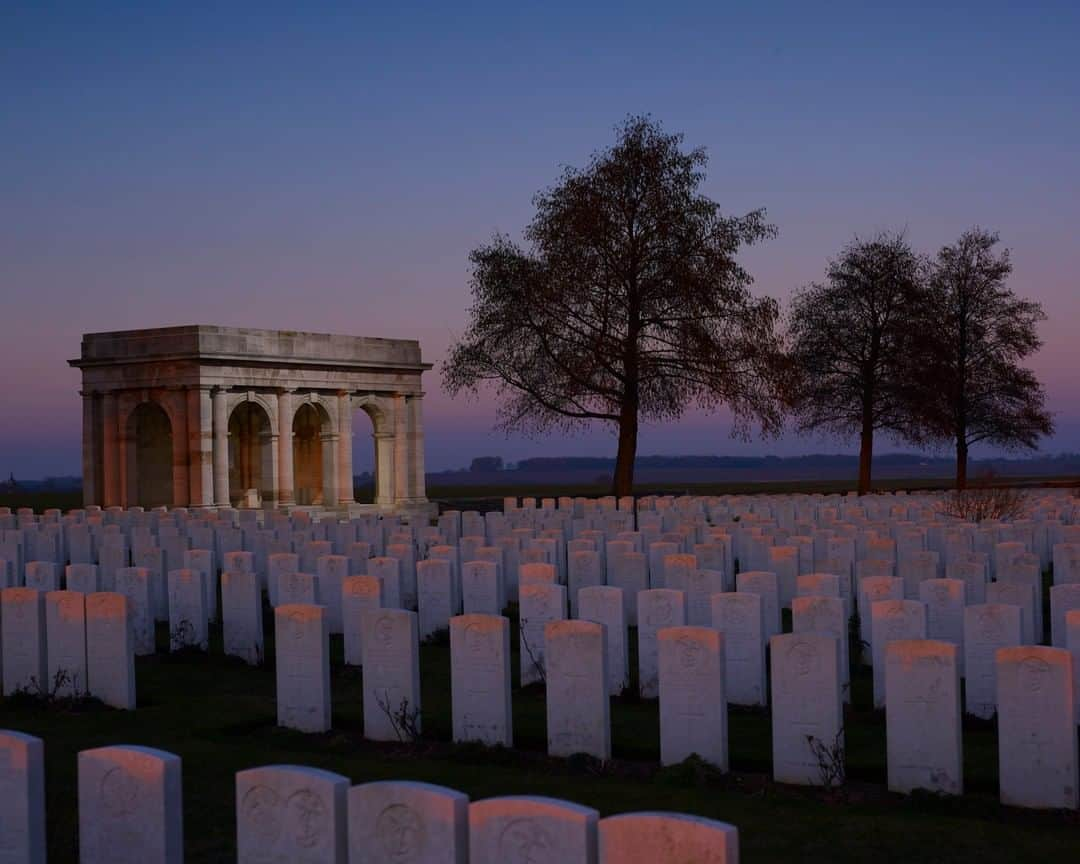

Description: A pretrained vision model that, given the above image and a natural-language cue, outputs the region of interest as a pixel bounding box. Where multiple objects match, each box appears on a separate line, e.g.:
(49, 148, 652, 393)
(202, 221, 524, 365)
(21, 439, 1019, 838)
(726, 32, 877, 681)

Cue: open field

(2, 601, 1078, 863)
(5, 473, 1078, 516)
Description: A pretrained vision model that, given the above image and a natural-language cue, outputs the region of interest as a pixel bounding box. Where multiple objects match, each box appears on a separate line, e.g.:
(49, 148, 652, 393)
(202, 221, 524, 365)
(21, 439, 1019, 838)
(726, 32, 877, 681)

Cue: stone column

(277, 388, 294, 506)
(406, 393, 427, 502)
(187, 386, 215, 507)
(374, 433, 396, 508)
(212, 388, 229, 507)
(101, 391, 119, 507)
(321, 421, 340, 507)
(167, 388, 189, 507)
(80, 390, 99, 507)
(117, 392, 133, 508)
(337, 390, 354, 505)
(393, 393, 409, 505)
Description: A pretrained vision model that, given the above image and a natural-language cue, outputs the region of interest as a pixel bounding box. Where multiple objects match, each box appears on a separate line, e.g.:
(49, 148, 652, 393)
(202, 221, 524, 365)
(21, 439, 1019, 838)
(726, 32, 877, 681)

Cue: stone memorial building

(70, 326, 430, 510)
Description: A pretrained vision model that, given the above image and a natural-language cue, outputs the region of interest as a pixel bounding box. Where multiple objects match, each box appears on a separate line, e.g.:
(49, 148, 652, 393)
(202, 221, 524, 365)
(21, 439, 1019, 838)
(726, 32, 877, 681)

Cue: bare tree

(787, 233, 926, 494)
(443, 116, 785, 496)
(916, 229, 1053, 488)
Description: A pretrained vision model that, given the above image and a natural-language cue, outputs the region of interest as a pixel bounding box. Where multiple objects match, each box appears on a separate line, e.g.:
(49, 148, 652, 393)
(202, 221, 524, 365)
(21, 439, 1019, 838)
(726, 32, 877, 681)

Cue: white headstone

(770, 632, 843, 786)
(996, 646, 1077, 809)
(710, 591, 766, 707)
(636, 589, 687, 699)
(658, 625, 727, 769)
(115, 567, 155, 655)
(368, 557, 403, 610)
(182, 549, 217, 621)
(45, 589, 87, 697)
(963, 603, 1022, 719)
(134, 546, 167, 622)
(274, 604, 331, 733)
(361, 608, 422, 742)
(0, 730, 46, 864)
(870, 599, 927, 708)
(919, 579, 965, 657)
(268, 552, 300, 608)
(987, 581, 1037, 645)
(85, 592, 136, 709)
(545, 620, 610, 761)
(167, 569, 208, 652)
(793, 595, 849, 703)
(1050, 583, 1080, 649)
(735, 571, 780, 639)
(468, 795, 598, 864)
(24, 561, 59, 593)
(77, 745, 183, 864)
(1067, 609, 1080, 725)
(885, 639, 962, 795)
(450, 614, 512, 747)
(235, 764, 348, 864)
(518, 583, 567, 688)
(221, 570, 264, 665)
(598, 812, 738, 864)
(347, 780, 468, 864)
(417, 559, 454, 641)
(461, 560, 502, 616)
(65, 563, 99, 595)
(317, 554, 350, 634)
(577, 585, 628, 695)
(342, 575, 382, 666)
(1, 588, 46, 696)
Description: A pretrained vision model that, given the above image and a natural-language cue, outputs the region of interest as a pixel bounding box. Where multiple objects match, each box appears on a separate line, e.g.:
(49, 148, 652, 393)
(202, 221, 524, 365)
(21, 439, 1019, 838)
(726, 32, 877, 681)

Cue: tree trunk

(612, 405, 638, 497)
(956, 439, 968, 490)
(858, 417, 874, 496)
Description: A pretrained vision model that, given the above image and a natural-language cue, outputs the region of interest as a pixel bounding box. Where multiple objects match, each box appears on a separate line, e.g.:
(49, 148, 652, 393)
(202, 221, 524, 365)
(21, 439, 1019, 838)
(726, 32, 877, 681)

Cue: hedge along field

(1, 604, 1077, 864)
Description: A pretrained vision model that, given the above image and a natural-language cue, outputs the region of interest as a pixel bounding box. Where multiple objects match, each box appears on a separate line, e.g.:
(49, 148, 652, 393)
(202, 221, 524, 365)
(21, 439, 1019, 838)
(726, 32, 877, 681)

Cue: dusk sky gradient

(2, 2, 1078, 478)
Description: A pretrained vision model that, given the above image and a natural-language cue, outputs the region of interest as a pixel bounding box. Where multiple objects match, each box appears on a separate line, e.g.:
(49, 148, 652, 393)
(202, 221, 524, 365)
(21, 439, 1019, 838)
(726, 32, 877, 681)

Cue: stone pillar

(187, 386, 215, 507)
(81, 390, 99, 506)
(212, 388, 229, 507)
(374, 433, 396, 508)
(101, 391, 119, 507)
(406, 393, 427, 502)
(393, 393, 409, 505)
(321, 428, 340, 507)
(337, 390, 354, 505)
(167, 388, 189, 507)
(277, 388, 294, 506)
(117, 392, 133, 508)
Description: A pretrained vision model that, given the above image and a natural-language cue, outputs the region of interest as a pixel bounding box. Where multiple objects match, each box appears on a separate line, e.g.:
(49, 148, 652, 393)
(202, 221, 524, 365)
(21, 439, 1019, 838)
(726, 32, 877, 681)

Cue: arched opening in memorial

(129, 401, 173, 508)
(352, 399, 394, 508)
(292, 402, 331, 505)
(228, 401, 273, 507)
(352, 406, 376, 504)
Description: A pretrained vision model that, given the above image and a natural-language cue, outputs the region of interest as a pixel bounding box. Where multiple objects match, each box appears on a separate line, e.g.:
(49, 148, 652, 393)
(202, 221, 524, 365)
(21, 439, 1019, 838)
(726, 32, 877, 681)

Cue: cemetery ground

(2, 603, 1078, 863)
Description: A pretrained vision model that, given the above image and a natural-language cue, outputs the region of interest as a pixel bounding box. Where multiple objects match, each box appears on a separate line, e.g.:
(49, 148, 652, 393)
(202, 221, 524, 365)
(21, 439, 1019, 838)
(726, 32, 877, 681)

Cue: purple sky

(2, 2, 1078, 478)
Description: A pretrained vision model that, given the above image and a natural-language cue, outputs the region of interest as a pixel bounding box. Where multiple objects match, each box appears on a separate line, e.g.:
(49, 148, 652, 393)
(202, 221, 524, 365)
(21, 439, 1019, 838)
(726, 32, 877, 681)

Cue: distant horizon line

(8, 448, 1080, 484)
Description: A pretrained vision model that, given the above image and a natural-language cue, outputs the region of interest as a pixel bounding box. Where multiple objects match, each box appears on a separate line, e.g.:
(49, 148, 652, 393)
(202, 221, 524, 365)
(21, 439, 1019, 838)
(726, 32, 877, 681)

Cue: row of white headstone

(0, 730, 739, 864)
(273, 589, 1079, 810)
(0, 587, 134, 708)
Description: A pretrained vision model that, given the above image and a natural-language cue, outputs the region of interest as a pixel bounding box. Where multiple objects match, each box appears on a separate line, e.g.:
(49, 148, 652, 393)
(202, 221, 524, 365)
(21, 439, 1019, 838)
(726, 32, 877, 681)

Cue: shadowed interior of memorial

(292, 402, 330, 506)
(129, 402, 173, 509)
(228, 402, 274, 508)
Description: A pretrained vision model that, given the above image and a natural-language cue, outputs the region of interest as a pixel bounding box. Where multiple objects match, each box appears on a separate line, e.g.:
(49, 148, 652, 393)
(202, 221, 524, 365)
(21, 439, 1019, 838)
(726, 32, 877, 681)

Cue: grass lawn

(2, 605, 1078, 863)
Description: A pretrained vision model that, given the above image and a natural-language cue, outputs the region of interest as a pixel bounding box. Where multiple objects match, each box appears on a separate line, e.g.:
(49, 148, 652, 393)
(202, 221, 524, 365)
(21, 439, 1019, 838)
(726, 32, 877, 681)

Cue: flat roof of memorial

(69, 325, 430, 371)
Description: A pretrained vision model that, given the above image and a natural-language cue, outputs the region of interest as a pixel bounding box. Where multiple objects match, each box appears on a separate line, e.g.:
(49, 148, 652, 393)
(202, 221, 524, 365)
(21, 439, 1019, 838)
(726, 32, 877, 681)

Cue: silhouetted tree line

(444, 116, 1053, 496)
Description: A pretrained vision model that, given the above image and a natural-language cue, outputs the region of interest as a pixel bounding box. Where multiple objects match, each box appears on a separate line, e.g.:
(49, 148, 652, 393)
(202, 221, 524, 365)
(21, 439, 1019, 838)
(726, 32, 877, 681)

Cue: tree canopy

(915, 228, 1053, 487)
(787, 232, 927, 494)
(443, 116, 785, 495)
